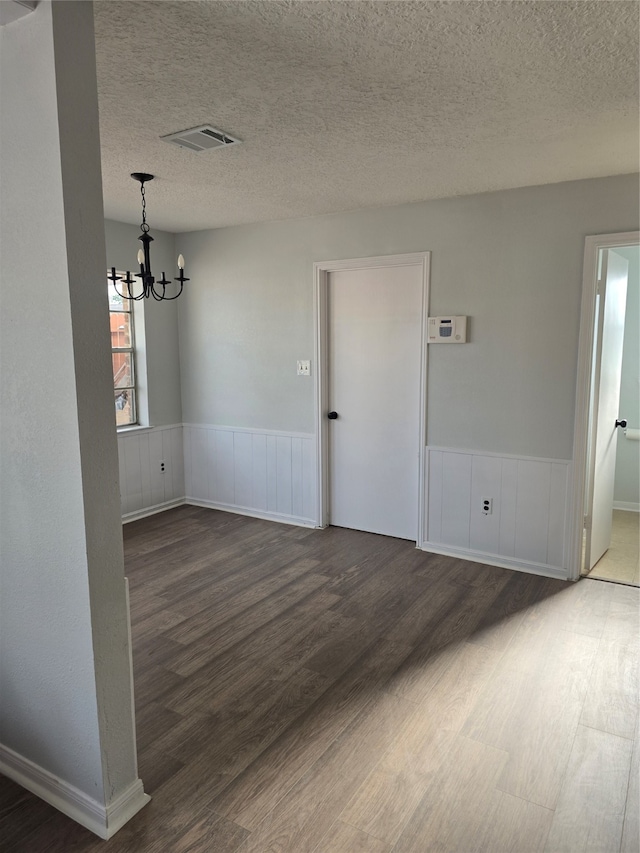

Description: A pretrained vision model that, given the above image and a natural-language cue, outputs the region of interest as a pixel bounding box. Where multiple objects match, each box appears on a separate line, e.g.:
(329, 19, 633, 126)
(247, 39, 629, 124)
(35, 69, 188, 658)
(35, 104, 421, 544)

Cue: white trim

(103, 779, 150, 839)
(124, 577, 139, 781)
(314, 266, 329, 529)
(569, 231, 640, 581)
(427, 445, 572, 467)
(0, 744, 149, 840)
(613, 501, 640, 512)
(416, 261, 430, 547)
(117, 425, 155, 435)
(185, 497, 317, 528)
(182, 423, 314, 440)
(313, 252, 432, 273)
(419, 542, 569, 581)
(313, 252, 430, 544)
(122, 497, 186, 524)
(117, 423, 182, 435)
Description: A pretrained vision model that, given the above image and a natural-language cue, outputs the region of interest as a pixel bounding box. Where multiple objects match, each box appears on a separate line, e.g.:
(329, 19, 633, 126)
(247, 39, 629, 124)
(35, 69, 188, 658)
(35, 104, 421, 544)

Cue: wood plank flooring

(2, 506, 639, 852)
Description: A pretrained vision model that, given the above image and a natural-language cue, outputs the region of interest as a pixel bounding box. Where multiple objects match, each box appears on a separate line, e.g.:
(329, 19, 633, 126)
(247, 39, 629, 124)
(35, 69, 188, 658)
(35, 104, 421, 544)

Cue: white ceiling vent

(161, 125, 241, 153)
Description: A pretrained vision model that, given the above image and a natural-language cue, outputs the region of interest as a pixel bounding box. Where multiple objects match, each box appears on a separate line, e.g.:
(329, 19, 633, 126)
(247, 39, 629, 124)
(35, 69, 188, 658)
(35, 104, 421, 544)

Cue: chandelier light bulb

(178, 254, 185, 270)
(137, 249, 144, 265)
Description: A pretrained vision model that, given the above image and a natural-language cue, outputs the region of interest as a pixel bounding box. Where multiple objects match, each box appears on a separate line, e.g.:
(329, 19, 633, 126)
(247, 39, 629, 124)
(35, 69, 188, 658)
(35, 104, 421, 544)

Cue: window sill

(117, 424, 154, 435)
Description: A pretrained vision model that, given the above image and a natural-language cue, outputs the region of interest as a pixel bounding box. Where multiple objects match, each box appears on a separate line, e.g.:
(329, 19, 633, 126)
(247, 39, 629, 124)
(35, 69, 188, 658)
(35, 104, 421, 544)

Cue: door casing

(569, 231, 639, 580)
(313, 252, 430, 546)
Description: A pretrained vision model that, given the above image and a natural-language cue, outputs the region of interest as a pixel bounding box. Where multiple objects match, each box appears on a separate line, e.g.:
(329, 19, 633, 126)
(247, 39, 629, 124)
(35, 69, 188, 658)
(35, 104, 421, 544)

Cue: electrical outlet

(160, 461, 165, 473)
(297, 360, 311, 376)
(482, 497, 492, 515)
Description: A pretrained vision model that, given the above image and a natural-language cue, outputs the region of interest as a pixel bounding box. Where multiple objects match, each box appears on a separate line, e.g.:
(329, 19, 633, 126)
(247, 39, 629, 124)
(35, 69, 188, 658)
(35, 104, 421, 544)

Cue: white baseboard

(0, 744, 149, 839)
(613, 501, 640, 512)
(122, 497, 186, 524)
(103, 778, 150, 839)
(420, 541, 569, 581)
(185, 497, 317, 529)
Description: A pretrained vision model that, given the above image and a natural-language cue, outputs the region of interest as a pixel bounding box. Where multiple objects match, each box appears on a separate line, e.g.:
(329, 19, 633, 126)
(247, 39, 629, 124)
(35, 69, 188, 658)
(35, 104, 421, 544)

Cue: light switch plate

(297, 360, 311, 376)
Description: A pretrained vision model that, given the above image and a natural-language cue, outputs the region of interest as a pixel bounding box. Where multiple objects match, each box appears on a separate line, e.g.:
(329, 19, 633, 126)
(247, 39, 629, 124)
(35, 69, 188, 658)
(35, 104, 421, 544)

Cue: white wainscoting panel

(116, 425, 185, 521)
(425, 447, 571, 578)
(183, 425, 316, 526)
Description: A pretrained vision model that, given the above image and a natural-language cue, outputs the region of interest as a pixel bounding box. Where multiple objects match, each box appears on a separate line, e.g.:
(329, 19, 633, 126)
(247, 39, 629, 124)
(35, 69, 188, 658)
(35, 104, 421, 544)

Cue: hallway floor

(587, 510, 640, 587)
(2, 506, 639, 852)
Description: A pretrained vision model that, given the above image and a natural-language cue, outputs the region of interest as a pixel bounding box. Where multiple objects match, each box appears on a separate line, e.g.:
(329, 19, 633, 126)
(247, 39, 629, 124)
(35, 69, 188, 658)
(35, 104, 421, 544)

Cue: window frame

(109, 275, 138, 427)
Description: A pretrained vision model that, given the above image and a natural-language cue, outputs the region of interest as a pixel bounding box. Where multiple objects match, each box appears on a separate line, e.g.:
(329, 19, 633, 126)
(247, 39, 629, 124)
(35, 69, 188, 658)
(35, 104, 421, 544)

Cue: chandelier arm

(109, 269, 144, 302)
(108, 267, 128, 301)
(127, 272, 145, 300)
(159, 280, 185, 300)
(111, 281, 129, 301)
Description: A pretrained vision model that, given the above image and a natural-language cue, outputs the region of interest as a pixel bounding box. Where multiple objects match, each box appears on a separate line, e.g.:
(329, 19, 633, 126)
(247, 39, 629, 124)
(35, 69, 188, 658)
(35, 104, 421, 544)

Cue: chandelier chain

(140, 182, 150, 234)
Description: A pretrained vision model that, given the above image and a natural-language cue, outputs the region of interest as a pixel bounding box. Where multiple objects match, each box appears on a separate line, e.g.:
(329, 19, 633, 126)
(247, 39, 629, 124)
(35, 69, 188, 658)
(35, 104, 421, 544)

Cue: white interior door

(327, 264, 423, 540)
(585, 249, 629, 571)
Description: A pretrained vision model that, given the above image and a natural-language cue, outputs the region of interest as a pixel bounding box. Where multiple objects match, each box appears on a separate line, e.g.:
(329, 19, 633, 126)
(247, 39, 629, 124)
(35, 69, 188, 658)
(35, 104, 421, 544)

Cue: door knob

(615, 418, 628, 429)
(327, 411, 338, 420)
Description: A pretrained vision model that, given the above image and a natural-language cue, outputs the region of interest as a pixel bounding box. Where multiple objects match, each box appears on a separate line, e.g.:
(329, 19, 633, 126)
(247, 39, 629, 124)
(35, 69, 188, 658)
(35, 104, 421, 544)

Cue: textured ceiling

(94, 0, 640, 233)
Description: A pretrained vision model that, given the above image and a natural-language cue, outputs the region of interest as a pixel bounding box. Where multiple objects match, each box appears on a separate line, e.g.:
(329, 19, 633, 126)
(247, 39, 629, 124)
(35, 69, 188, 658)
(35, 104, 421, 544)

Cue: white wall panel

(159, 430, 172, 502)
(183, 425, 316, 524)
(251, 433, 268, 511)
(117, 437, 127, 510)
(499, 458, 519, 558)
(441, 452, 472, 548)
(548, 462, 570, 569)
(123, 435, 142, 514)
(171, 427, 185, 501)
(301, 438, 315, 522)
(190, 427, 209, 503)
(469, 454, 502, 555)
(514, 460, 551, 564)
(425, 447, 571, 576)
(214, 429, 235, 505)
(139, 433, 152, 509)
(266, 435, 278, 513)
(183, 424, 192, 499)
(117, 426, 185, 519)
(276, 436, 293, 516)
(149, 430, 164, 507)
(233, 431, 253, 508)
(291, 437, 304, 519)
(427, 450, 444, 543)
(205, 428, 217, 504)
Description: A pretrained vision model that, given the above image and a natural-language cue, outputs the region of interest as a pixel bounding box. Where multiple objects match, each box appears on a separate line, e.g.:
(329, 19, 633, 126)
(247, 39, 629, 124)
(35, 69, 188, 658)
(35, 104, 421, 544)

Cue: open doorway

(572, 234, 639, 586)
(586, 243, 639, 585)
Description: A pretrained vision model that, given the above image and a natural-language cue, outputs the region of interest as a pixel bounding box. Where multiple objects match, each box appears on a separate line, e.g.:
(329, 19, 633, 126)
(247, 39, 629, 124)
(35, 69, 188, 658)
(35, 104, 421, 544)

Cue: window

(108, 277, 136, 426)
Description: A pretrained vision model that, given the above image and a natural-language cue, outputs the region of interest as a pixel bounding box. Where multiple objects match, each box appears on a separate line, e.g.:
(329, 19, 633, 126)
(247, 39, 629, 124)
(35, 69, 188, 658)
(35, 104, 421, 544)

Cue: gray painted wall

(105, 219, 182, 426)
(1, 0, 139, 813)
(178, 174, 639, 461)
(614, 246, 640, 506)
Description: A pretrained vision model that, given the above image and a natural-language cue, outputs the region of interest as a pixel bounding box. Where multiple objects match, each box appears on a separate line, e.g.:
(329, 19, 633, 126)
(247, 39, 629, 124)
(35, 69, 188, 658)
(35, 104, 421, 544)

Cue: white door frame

(313, 252, 431, 546)
(568, 231, 639, 581)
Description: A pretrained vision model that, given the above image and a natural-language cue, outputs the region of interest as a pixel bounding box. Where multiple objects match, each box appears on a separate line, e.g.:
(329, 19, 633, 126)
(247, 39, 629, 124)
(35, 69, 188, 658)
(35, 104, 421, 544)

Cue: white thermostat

(427, 316, 467, 343)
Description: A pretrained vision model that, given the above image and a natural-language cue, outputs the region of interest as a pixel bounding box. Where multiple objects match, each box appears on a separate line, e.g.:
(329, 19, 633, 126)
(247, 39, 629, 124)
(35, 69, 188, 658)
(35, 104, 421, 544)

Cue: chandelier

(108, 173, 189, 301)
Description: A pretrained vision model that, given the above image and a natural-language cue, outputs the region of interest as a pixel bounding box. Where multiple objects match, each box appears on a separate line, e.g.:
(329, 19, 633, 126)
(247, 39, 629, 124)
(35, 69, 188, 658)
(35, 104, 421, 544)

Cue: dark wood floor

(2, 506, 638, 852)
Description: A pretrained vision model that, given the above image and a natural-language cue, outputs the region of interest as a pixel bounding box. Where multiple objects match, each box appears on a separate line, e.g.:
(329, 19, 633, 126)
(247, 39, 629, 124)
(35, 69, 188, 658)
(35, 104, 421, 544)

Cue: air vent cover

(161, 125, 242, 153)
